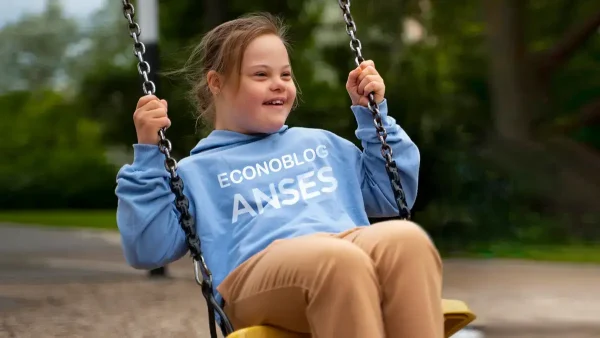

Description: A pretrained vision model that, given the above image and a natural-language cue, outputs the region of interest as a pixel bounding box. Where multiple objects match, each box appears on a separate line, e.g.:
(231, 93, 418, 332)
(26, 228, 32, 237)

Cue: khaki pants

(217, 220, 443, 338)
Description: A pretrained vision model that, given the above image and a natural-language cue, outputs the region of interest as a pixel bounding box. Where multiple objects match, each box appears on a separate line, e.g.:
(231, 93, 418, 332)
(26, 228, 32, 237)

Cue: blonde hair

(170, 12, 295, 128)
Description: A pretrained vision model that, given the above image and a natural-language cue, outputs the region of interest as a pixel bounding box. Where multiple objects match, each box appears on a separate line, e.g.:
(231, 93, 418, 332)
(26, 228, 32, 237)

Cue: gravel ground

(2, 275, 599, 338)
(0, 278, 216, 338)
(1, 224, 599, 338)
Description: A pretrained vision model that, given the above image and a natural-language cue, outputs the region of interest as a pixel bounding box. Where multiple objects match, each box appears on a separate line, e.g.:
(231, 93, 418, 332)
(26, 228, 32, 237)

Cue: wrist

(351, 98, 392, 127)
(130, 144, 165, 170)
(137, 135, 159, 145)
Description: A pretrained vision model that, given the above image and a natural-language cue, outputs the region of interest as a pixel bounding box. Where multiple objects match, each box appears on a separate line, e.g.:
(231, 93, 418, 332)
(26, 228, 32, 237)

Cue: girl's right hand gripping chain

(134, 95, 171, 145)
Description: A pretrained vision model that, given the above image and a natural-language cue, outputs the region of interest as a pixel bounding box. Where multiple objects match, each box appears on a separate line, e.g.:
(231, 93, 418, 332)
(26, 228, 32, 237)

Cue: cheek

(288, 83, 297, 103)
(236, 83, 265, 106)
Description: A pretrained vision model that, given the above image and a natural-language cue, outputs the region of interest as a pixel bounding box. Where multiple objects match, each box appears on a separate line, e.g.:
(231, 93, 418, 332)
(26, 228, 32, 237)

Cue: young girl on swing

(116, 12, 443, 338)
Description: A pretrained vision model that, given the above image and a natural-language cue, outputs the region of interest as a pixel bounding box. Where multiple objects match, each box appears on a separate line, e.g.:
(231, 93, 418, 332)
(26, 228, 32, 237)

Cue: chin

(259, 119, 286, 134)
(240, 106, 290, 134)
(257, 109, 290, 133)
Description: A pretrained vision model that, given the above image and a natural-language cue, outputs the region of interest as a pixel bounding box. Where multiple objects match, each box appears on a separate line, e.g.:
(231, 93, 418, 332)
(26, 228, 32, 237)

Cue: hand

(133, 95, 171, 145)
(346, 60, 385, 107)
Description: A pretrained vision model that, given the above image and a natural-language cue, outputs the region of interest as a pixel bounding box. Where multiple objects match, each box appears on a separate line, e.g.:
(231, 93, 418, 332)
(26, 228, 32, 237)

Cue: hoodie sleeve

(115, 144, 189, 269)
(351, 99, 420, 218)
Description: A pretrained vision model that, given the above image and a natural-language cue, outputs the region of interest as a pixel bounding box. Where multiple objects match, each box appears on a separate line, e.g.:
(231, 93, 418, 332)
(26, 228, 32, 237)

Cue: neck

(214, 116, 250, 134)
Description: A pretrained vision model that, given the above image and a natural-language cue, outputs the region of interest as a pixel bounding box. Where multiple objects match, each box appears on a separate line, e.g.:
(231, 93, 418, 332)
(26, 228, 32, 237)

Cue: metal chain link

(121, 2, 233, 336)
(338, 0, 411, 220)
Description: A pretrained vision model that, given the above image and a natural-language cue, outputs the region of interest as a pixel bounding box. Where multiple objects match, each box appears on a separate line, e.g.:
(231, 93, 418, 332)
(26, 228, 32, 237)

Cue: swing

(121, 0, 476, 337)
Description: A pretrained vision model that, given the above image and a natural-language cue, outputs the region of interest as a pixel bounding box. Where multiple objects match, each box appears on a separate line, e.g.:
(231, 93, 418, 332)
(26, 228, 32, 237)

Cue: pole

(138, 0, 159, 92)
(138, 0, 167, 279)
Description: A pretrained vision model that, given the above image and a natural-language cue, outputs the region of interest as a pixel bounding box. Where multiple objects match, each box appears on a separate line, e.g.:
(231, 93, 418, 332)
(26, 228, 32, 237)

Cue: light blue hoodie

(115, 99, 420, 302)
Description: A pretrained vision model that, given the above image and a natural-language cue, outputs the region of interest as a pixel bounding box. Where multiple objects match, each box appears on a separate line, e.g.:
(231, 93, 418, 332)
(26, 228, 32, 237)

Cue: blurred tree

(484, 0, 600, 141)
(481, 0, 600, 236)
(0, 90, 118, 209)
(3, 0, 598, 244)
(319, 0, 600, 242)
(0, 0, 130, 94)
(0, 0, 80, 92)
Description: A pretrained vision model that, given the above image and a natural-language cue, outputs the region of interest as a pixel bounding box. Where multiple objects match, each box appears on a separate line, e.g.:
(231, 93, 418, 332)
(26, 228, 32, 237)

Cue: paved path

(1, 224, 599, 337)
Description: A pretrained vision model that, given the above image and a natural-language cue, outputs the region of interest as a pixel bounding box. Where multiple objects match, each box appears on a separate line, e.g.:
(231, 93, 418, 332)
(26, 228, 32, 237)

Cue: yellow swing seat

(227, 298, 476, 338)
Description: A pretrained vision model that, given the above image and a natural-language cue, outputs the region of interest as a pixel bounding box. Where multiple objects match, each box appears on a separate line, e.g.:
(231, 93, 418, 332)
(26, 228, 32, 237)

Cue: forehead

(242, 34, 289, 67)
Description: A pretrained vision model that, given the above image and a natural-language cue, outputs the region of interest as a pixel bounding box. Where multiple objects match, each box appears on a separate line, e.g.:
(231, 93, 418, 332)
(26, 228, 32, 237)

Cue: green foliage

(2, 0, 599, 246)
(0, 210, 117, 230)
(447, 242, 600, 263)
(0, 90, 118, 209)
(341, 0, 599, 245)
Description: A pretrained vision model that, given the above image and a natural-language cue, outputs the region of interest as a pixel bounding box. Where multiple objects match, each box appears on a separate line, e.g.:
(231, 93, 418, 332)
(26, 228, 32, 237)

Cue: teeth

(266, 100, 283, 105)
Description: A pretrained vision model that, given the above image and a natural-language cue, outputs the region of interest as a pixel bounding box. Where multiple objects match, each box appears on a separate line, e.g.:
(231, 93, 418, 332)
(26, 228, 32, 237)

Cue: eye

(254, 72, 267, 77)
(282, 72, 292, 78)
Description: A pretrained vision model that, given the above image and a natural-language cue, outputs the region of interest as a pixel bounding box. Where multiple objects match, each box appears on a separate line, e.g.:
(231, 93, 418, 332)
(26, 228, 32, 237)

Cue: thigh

(217, 234, 370, 333)
(341, 220, 438, 263)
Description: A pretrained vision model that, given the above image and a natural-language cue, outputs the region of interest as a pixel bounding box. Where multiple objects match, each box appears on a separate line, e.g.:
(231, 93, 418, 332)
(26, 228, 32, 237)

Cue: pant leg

(217, 233, 385, 338)
(340, 220, 444, 338)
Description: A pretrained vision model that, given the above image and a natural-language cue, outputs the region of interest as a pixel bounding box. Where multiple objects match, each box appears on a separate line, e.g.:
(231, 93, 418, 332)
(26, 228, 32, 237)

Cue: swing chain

(122, 1, 155, 96)
(121, 0, 218, 312)
(338, 0, 411, 220)
(121, 2, 234, 336)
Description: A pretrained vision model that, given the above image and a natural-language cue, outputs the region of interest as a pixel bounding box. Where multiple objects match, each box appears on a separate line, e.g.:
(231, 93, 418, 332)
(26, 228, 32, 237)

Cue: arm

(351, 99, 420, 217)
(115, 144, 189, 269)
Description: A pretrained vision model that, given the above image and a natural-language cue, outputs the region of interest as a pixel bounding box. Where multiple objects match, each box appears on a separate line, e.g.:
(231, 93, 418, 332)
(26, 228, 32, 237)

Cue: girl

(116, 12, 443, 338)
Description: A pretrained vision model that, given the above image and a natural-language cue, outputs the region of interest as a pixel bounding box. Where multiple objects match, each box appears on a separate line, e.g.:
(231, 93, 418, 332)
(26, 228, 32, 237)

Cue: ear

(206, 70, 222, 95)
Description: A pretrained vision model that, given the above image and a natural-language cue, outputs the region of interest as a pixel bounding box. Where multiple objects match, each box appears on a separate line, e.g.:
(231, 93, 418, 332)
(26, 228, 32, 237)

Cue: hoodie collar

(190, 125, 289, 155)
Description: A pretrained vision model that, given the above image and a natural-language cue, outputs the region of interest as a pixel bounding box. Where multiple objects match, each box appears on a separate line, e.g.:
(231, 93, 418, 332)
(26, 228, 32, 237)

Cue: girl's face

(214, 34, 297, 134)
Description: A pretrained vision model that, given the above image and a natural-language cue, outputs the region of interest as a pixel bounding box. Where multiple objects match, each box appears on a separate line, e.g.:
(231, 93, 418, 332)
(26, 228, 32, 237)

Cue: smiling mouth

(263, 99, 285, 106)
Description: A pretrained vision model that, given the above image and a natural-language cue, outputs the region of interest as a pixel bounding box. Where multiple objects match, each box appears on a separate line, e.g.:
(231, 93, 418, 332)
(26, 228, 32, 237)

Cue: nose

(269, 77, 285, 92)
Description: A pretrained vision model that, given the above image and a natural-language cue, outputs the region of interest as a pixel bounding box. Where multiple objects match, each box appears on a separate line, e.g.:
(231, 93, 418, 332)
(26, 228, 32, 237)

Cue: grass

(1, 210, 599, 264)
(0, 210, 117, 231)
(448, 242, 600, 264)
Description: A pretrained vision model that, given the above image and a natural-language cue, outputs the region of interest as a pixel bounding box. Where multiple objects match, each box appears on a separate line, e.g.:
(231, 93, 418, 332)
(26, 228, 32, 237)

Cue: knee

(309, 239, 376, 281)
(373, 220, 438, 256)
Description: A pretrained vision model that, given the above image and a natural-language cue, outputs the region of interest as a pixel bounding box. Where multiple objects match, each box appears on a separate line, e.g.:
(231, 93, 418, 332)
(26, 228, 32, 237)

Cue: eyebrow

(249, 64, 291, 69)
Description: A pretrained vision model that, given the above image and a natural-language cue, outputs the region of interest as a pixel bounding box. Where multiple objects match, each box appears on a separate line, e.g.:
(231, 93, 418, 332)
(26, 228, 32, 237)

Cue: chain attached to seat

(338, 0, 411, 220)
(120, 1, 234, 337)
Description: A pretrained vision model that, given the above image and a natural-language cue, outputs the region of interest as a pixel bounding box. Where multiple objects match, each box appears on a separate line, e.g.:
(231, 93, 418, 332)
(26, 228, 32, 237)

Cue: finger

(358, 75, 380, 94)
(360, 60, 375, 69)
(363, 81, 383, 96)
(136, 95, 159, 109)
(154, 116, 171, 129)
(143, 107, 168, 119)
(358, 96, 370, 107)
(143, 99, 165, 110)
(346, 67, 361, 87)
(357, 66, 378, 82)
(160, 99, 168, 109)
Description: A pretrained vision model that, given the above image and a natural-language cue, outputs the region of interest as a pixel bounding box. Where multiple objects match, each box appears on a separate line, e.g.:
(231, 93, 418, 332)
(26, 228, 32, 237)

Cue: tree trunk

(483, 0, 532, 141)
